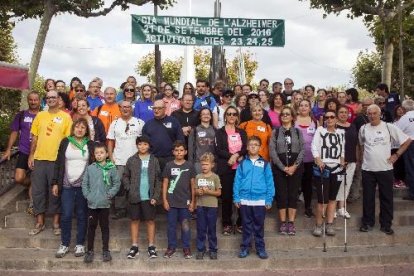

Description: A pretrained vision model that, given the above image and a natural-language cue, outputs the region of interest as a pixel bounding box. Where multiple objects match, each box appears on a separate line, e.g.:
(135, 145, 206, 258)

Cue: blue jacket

(134, 99, 154, 123)
(233, 156, 275, 206)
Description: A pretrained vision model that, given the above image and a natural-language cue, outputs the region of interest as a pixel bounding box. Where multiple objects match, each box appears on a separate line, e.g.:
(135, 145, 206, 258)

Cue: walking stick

(343, 169, 348, 252)
(321, 171, 327, 252)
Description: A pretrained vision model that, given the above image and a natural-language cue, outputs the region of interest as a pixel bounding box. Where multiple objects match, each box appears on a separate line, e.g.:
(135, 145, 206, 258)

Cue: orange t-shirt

(91, 103, 121, 134)
(239, 120, 272, 161)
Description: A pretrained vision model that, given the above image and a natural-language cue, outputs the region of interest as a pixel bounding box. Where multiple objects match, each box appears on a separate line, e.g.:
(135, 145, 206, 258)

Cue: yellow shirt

(31, 110, 72, 161)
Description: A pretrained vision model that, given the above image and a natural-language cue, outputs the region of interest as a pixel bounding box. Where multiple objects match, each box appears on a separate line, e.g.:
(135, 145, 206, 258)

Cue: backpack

(360, 122, 392, 144)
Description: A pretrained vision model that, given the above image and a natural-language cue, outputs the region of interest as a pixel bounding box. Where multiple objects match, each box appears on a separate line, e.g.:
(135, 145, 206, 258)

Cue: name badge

(337, 175, 344, 182)
(148, 106, 153, 110)
(163, 122, 172, 128)
(307, 127, 315, 134)
(287, 96, 292, 101)
(229, 134, 239, 141)
(201, 100, 208, 106)
(171, 103, 178, 109)
(53, 117, 63, 124)
(255, 160, 265, 168)
(100, 110, 109, 116)
(198, 131, 206, 138)
(257, 126, 266, 132)
(388, 98, 394, 103)
(171, 168, 180, 176)
(198, 179, 208, 187)
(24, 117, 33, 123)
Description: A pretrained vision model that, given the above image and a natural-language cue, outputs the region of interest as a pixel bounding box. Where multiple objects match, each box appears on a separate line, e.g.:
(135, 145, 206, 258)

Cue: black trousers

(87, 208, 110, 252)
(301, 162, 314, 209)
(275, 166, 302, 209)
(219, 170, 240, 227)
(361, 170, 394, 228)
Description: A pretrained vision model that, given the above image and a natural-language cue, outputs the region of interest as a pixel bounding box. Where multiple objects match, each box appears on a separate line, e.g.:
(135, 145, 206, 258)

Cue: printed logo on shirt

(229, 134, 239, 141)
(163, 122, 172, 128)
(198, 178, 208, 187)
(142, 160, 149, 168)
(388, 98, 394, 103)
(320, 132, 343, 159)
(198, 131, 206, 138)
(171, 103, 179, 109)
(171, 168, 180, 176)
(409, 118, 414, 123)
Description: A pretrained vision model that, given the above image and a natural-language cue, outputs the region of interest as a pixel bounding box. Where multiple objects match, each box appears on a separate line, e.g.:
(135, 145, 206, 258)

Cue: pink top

(163, 97, 181, 116)
(268, 109, 281, 128)
(226, 128, 242, 170)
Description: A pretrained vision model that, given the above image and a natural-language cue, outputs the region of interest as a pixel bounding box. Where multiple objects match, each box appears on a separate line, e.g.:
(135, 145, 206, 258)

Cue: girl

(134, 84, 155, 123)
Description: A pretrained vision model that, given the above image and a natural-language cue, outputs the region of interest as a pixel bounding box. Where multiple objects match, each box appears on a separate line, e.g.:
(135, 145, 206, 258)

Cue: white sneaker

(55, 244, 69, 258)
(334, 211, 337, 219)
(337, 208, 351, 219)
(74, 245, 85, 257)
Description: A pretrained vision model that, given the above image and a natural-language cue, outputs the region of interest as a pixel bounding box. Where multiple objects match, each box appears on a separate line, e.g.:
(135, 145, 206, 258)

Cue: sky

(12, 0, 375, 90)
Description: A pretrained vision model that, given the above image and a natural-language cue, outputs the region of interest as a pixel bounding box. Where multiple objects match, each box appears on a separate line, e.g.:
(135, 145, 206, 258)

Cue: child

(162, 141, 196, 259)
(195, 152, 221, 260)
(82, 143, 120, 263)
(122, 136, 161, 259)
(233, 136, 275, 259)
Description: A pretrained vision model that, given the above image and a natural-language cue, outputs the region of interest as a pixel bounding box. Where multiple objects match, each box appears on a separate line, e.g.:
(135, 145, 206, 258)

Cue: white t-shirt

(395, 110, 414, 139)
(311, 126, 345, 166)
(107, 117, 144, 165)
(65, 144, 89, 183)
(217, 105, 226, 129)
(359, 121, 409, 171)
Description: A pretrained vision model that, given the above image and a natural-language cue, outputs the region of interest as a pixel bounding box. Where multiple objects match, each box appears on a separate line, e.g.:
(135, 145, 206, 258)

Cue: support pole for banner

(154, 1, 162, 89)
(209, 0, 226, 87)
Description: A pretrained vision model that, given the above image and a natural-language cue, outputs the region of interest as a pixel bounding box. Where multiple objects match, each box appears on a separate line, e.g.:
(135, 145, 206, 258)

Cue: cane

(321, 170, 327, 252)
(343, 169, 348, 252)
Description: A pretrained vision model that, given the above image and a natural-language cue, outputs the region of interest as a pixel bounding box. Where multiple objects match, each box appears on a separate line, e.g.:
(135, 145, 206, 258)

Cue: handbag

(312, 165, 330, 179)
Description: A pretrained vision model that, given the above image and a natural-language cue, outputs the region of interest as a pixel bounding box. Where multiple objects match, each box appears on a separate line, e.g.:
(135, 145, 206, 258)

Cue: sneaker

(74, 245, 85, 257)
(380, 226, 394, 235)
(127, 246, 139, 259)
(337, 208, 351, 219)
(236, 225, 243, 234)
(279, 222, 288, 235)
(334, 212, 337, 219)
(55, 244, 69, 258)
(325, 223, 336, 236)
(304, 208, 314, 218)
(287, 222, 296, 236)
(102, 250, 112, 262)
(164, 248, 176, 258)
(359, 224, 373, 232)
(183, 248, 192, 259)
(112, 210, 126, 220)
(312, 224, 323, 237)
(256, 250, 268, 259)
(148, 246, 158, 258)
(238, 249, 249, 258)
(195, 251, 205, 260)
(84, 251, 94, 263)
(222, 225, 232, 236)
(209, 251, 218, 260)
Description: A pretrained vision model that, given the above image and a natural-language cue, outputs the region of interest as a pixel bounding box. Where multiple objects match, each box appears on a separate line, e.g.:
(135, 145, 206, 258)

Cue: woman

(258, 90, 270, 111)
(295, 99, 318, 218)
(234, 94, 247, 112)
(217, 89, 233, 129)
(73, 99, 106, 143)
(119, 83, 137, 110)
(269, 106, 304, 235)
(134, 84, 155, 123)
(68, 77, 82, 101)
(345, 88, 361, 115)
(335, 105, 358, 218)
(320, 98, 340, 126)
(292, 93, 304, 115)
(268, 93, 286, 129)
(163, 83, 181, 115)
(53, 118, 95, 258)
(233, 84, 243, 96)
(239, 104, 272, 161)
(188, 107, 216, 173)
(312, 89, 327, 122)
(58, 92, 71, 114)
(215, 106, 247, 235)
(311, 110, 345, 237)
(337, 91, 356, 123)
(392, 105, 406, 188)
(182, 82, 195, 95)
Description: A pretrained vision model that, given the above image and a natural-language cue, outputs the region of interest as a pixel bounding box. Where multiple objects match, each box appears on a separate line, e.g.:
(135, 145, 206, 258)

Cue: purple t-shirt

(295, 121, 317, 163)
(10, 110, 37, 155)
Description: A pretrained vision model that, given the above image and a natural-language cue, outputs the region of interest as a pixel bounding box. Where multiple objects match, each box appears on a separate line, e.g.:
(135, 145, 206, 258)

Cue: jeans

(196, 206, 218, 252)
(60, 186, 88, 246)
(167, 207, 191, 249)
(240, 205, 266, 251)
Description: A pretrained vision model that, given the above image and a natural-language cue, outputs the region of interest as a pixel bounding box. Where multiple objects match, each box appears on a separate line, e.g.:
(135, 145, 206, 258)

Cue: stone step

(0, 225, 413, 251)
(0, 245, 413, 272)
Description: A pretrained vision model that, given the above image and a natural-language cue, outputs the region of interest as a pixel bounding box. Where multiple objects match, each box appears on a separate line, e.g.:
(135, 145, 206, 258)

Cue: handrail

(0, 150, 19, 196)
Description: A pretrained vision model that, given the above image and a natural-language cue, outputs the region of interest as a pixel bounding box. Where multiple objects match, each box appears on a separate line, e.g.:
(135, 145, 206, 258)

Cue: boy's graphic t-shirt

(139, 155, 150, 201)
(195, 173, 221, 208)
(162, 161, 196, 208)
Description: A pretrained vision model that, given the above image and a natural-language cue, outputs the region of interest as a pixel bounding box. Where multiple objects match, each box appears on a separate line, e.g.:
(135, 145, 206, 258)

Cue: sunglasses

(324, 115, 336, 120)
(226, 112, 238, 117)
(76, 89, 84, 92)
(281, 112, 291, 117)
(45, 96, 57, 100)
(249, 95, 258, 99)
(124, 89, 135, 92)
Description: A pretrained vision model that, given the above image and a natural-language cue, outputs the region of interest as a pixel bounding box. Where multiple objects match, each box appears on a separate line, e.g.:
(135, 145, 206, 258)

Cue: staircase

(0, 188, 413, 274)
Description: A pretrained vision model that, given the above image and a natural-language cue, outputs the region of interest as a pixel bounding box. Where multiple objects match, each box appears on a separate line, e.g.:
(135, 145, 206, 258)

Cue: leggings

(275, 166, 302, 209)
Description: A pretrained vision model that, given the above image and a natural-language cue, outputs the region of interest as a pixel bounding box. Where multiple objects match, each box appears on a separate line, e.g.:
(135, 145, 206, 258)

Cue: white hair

(367, 104, 381, 113)
(402, 99, 414, 112)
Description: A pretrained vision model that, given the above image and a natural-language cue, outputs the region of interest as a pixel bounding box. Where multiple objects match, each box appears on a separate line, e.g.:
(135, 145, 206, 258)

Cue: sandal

(53, 225, 61, 236)
(28, 224, 45, 236)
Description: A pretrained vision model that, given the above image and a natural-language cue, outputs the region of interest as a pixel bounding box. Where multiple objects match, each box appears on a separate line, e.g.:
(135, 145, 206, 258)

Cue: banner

(131, 15, 285, 47)
(0, 62, 30, 90)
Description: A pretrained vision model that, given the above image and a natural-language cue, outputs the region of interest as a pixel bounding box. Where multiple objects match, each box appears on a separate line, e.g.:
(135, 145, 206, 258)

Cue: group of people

(2, 75, 414, 262)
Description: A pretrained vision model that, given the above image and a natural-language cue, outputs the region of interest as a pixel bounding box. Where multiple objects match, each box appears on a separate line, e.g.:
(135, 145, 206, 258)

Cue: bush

(0, 88, 22, 151)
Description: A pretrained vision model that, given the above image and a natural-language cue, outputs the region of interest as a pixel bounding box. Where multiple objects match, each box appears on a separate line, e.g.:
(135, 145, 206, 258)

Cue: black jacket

(214, 126, 248, 175)
(91, 116, 106, 143)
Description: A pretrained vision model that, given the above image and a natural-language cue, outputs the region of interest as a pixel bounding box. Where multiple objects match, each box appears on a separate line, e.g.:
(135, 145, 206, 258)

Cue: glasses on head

(281, 112, 291, 117)
(75, 89, 84, 92)
(124, 89, 135, 92)
(324, 115, 336, 120)
(46, 96, 57, 100)
(226, 112, 238, 117)
(125, 123, 130, 133)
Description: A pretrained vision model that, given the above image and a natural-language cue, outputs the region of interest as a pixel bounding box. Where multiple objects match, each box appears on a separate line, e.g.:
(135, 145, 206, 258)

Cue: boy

(233, 136, 275, 259)
(82, 143, 120, 263)
(122, 136, 161, 259)
(195, 153, 221, 260)
(162, 141, 196, 259)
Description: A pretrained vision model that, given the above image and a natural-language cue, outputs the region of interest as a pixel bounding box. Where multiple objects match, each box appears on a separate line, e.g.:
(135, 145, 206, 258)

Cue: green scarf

(96, 161, 115, 186)
(67, 136, 89, 157)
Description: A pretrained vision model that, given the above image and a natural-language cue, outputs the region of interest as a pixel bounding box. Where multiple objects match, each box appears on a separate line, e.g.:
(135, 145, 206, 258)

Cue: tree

(351, 50, 382, 91)
(0, 22, 18, 63)
(135, 48, 258, 87)
(0, 0, 175, 88)
(299, 0, 414, 88)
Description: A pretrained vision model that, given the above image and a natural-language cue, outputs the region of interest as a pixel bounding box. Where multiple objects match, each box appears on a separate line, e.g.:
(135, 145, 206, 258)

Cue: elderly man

(395, 99, 414, 200)
(359, 104, 411, 235)
(107, 100, 145, 219)
(91, 87, 121, 134)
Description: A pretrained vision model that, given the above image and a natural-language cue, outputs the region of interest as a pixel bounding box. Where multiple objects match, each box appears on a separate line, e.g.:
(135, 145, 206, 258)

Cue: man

(272, 82, 282, 95)
(86, 80, 104, 112)
(282, 78, 294, 104)
(359, 104, 411, 235)
(303, 84, 315, 104)
(193, 79, 217, 112)
(259, 78, 269, 91)
(142, 99, 184, 172)
(55, 80, 66, 93)
(395, 99, 414, 200)
(107, 101, 145, 219)
(172, 94, 199, 146)
(211, 80, 225, 103)
(376, 83, 400, 120)
(2, 91, 40, 215)
(92, 76, 104, 97)
(242, 84, 252, 96)
(28, 90, 72, 236)
(374, 96, 392, 123)
(91, 87, 121, 134)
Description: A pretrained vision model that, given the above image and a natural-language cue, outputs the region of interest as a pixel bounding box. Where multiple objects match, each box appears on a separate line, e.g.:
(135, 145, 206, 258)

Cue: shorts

(128, 200, 156, 221)
(16, 153, 30, 170)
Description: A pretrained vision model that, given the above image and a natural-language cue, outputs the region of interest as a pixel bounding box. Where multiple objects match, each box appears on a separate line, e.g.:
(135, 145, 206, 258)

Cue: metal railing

(0, 150, 18, 196)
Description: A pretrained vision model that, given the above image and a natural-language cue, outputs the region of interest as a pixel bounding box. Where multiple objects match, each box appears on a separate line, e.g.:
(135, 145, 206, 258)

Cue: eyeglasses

(124, 89, 135, 92)
(284, 82, 293, 85)
(226, 112, 238, 117)
(324, 115, 336, 120)
(125, 123, 130, 133)
(281, 112, 291, 117)
(121, 106, 131, 109)
(152, 106, 164, 110)
(46, 96, 57, 100)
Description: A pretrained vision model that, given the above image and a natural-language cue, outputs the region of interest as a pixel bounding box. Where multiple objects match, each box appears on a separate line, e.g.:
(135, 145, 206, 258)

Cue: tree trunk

(28, 0, 56, 88)
(382, 37, 394, 89)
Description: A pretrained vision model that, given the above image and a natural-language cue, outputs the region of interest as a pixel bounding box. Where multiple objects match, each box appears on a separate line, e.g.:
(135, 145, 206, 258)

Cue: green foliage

(135, 52, 182, 84)
(0, 22, 18, 63)
(227, 51, 258, 86)
(0, 88, 21, 151)
(352, 50, 382, 91)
